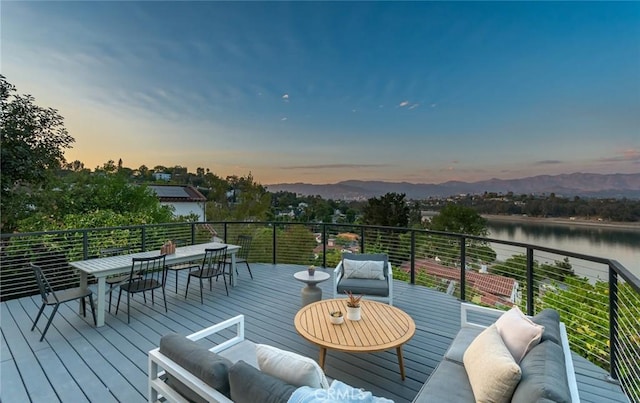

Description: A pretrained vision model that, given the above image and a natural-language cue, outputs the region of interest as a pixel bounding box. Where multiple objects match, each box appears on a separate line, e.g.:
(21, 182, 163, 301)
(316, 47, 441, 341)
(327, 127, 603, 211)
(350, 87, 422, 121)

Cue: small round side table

(293, 270, 331, 306)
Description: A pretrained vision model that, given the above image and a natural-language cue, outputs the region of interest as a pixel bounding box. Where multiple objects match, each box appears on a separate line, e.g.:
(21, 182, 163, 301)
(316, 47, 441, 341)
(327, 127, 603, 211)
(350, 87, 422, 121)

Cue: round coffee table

(293, 270, 331, 306)
(294, 299, 416, 380)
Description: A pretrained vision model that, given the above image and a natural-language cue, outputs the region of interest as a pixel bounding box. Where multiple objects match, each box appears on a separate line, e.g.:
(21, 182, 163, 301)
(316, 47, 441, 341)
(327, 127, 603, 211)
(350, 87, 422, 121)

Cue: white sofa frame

(148, 315, 246, 403)
(459, 303, 580, 403)
(333, 260, 394, 305)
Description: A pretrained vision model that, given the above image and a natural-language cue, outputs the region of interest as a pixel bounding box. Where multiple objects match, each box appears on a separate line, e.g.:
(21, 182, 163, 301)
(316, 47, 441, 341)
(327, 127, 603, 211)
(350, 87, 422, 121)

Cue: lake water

(486, 220, 640, 281)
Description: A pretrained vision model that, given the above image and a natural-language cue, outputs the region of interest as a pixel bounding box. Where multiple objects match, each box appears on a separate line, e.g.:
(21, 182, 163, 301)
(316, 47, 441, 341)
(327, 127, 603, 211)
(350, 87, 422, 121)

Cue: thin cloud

(281, 117, 287, 121)
(282, 93, 289, 102)
(535, 160, 563, 165)
(598, 149, 640, 163)
(408, 103, 419, 110)
(281, 163, 390, 170)
(399, 100, 409, 107)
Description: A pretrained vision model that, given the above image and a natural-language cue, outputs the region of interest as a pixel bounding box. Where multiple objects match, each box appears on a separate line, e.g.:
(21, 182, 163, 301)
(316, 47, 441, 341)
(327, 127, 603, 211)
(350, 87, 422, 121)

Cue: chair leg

(162, 287, 168, 313)
(222, 272, 229, 296)
(245, 262, 253, 279)
(209, 278, 212, 291)
(108, 289, 113, 313)
(40, 304, 60, 342)
(185, 275, 191, 299)
(88, 294, 97, 326)
(32, 303, 46, 331)
(199, 278, 203, 304)
(175, 271, 179, 294)
(115, 289, 123, 315)
(81, 297, 87, 317)
(127, 292, 131, 324)
(151, 289, 155, 306)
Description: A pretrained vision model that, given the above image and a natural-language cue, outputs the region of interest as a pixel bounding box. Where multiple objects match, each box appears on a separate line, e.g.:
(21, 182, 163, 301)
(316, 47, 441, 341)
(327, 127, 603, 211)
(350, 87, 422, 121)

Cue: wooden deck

(1, 263, 629, 402)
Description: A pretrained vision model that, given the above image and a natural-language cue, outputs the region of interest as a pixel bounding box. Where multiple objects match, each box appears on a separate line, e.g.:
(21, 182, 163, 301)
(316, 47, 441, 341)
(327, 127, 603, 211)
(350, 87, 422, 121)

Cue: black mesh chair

(185, 246, 228, 304)
(115, 255, 167, 324)
(166, 240, 200, 293)
(225, 235, 253, 281)
(100, 246, 136, 312)
(30, 263, 97, 341)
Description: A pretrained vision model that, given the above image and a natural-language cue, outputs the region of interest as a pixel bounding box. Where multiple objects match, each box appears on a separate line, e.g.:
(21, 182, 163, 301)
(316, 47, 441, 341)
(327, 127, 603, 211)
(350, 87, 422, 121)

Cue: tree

(430, 204, 488, 236)
(362, 192, 409, 228)
(1, 75, 74, 232)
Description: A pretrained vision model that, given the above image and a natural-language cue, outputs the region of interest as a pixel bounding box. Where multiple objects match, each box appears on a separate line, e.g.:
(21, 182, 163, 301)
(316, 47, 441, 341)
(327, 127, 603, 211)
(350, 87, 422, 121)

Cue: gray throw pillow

(532, 309, 562, 346)
(159, 333, 233, 397)
(229, 360, 297, 403)
(511, 341, 571, 403)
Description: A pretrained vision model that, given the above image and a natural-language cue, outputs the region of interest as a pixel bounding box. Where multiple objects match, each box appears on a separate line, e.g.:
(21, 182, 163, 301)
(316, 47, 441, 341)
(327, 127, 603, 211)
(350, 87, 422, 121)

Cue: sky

(3, 1, 639, 185)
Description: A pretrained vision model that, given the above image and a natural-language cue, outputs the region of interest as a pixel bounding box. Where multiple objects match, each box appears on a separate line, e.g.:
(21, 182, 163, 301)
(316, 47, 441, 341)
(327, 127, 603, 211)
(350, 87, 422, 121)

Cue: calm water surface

(487, 220, 640, 280)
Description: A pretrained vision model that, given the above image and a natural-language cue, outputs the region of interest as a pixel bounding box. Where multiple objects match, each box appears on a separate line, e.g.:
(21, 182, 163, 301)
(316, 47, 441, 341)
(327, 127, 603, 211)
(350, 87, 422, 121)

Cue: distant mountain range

(266, 173, 640, 200)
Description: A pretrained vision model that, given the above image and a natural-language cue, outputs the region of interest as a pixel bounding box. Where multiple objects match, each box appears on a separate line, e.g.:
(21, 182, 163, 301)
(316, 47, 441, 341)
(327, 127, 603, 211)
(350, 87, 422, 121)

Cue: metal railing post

(459, 237, 466, 301)
(82, 231, 89, 260)
(322, 224, 327, 268)
(360, 226, 365, 253)
(141, 226, 147, 251)
(272, 223, 277, 264)
(410, 230, 416, 284)
(609, 268, 619, 380)
(526, 248, 534, 316)
(190, 223, 196, 244)
(223, 222, 228, 243)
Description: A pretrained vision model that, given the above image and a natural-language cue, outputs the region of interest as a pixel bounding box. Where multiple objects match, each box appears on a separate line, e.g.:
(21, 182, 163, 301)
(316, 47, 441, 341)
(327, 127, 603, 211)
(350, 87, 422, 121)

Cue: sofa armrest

(386, 262, 393, 306)
(333, 262, 344, 299)
(460, 302, 505, 329)
(149, 315, 245, 403)
(560, 323, 580, 403)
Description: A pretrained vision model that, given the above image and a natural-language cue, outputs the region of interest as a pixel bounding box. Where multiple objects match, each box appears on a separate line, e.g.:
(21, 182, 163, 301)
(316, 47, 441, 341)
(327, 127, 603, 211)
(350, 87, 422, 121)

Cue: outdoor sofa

(149, 304, 580, 402)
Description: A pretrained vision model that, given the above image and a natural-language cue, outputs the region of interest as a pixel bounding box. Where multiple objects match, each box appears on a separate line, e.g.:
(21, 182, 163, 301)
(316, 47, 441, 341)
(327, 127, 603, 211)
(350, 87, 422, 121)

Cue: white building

(148, 185, 206, 220)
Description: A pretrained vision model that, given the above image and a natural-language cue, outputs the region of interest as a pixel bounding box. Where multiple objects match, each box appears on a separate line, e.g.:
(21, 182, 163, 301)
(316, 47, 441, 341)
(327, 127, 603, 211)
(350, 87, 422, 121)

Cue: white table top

(70, 242, 239, 278)
(294, 270, 331, 284)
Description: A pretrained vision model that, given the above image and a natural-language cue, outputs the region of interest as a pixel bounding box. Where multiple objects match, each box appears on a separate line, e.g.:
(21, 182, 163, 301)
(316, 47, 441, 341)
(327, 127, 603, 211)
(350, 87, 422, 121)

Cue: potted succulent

(345, 290, 363, 321)
(308, 265, 316, 276)
(329, 310, 344, 324)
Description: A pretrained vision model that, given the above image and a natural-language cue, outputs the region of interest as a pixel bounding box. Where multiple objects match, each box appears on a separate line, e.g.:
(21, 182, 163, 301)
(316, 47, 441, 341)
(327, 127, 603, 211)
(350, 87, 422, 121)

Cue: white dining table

(69, 242, 240, 326)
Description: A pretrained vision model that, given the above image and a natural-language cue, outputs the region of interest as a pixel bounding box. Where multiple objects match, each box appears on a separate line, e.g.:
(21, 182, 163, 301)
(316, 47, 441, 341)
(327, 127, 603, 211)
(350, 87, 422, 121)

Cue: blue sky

(3, 1, 639, 184)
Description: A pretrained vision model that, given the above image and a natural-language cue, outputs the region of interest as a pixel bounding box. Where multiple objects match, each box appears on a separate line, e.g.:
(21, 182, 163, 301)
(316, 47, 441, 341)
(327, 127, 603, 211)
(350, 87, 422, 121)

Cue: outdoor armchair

(333, 253, 393, 305)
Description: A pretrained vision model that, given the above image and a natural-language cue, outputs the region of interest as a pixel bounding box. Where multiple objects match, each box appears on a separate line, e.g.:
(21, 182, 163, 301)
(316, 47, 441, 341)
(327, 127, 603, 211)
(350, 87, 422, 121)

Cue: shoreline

(482, 214, 640, 231)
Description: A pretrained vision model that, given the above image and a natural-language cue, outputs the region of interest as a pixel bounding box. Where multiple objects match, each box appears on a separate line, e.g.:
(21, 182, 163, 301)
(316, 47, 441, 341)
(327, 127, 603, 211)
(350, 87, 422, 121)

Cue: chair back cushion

(160, 333, 233, 397)
(341, 253, 388, 280)
(229, 360, 297, 403)
(256, 344, 329, 389)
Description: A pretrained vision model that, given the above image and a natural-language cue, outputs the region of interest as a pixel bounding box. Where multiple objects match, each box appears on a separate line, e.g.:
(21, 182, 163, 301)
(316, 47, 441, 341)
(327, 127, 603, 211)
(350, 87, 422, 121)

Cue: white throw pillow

(463, 324, 522, 403)
(495, 306, 544, 362)
(343, 259, 385, 280)
(256, 344, 329, 389)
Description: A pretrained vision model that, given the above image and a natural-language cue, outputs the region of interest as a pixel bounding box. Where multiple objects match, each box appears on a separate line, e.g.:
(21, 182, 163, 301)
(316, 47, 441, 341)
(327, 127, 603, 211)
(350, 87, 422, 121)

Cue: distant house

(401, 259, 519, 307)
(153, 172, 172, 181)
(148, 185, 206, 220)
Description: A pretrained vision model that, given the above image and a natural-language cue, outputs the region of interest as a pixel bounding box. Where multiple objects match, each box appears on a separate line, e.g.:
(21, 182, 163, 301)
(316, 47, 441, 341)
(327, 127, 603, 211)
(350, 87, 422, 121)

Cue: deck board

(1, 263, 630, 402)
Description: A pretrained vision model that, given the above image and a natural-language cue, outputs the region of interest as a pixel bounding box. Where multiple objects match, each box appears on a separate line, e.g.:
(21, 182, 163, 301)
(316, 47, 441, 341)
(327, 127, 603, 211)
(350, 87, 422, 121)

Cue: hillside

(266, 172, 640, 200)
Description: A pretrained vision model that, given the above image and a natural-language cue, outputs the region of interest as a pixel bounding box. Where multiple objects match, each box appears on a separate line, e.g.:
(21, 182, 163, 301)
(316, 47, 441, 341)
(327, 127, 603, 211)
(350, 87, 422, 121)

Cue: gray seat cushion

(337, 278, 389, 297)
(412, 360, 475, 402)
(532, 309, 562, 346)
(443, 326, 483, 364)
(159, 333, 233, 398)
(511, 340, 571, 403)
(229, 360, 297, 403)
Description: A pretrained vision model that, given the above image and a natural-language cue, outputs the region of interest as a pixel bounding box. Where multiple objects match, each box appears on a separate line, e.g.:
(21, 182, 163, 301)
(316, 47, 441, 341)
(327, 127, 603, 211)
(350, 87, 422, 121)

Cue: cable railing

(1, 220, 638, 401)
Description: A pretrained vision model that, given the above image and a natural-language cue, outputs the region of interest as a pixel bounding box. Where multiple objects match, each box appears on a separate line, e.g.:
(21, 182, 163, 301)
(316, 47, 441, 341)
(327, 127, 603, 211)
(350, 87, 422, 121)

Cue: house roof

(401, 259, 517, 299)
(148, 185, 206, 202)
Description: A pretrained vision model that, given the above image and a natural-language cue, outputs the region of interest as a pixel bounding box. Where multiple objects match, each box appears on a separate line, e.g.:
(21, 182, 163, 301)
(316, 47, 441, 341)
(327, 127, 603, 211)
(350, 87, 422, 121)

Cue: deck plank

(1, 263, 630, 403)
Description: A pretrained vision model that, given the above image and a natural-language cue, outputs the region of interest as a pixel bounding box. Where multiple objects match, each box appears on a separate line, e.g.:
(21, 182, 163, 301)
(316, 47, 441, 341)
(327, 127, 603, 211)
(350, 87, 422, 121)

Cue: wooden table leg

(397, 345, 406, 380)
(319, 347, 327, 369)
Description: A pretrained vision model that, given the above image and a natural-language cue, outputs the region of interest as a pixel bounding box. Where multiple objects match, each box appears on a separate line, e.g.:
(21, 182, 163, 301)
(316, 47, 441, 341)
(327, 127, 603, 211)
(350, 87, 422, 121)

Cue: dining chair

(115, 254, 167, 324)
(224, 235, 253, 281)
(30, 263, 97, 341)
(185, 246, 228, 304)
(166, 239, 200, 293)
(100, 246, 139, 312)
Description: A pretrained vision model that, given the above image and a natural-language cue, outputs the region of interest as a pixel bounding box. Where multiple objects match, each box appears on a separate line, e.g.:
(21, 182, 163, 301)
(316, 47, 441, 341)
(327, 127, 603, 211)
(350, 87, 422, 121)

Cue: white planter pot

(346, 306, 361, 321)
